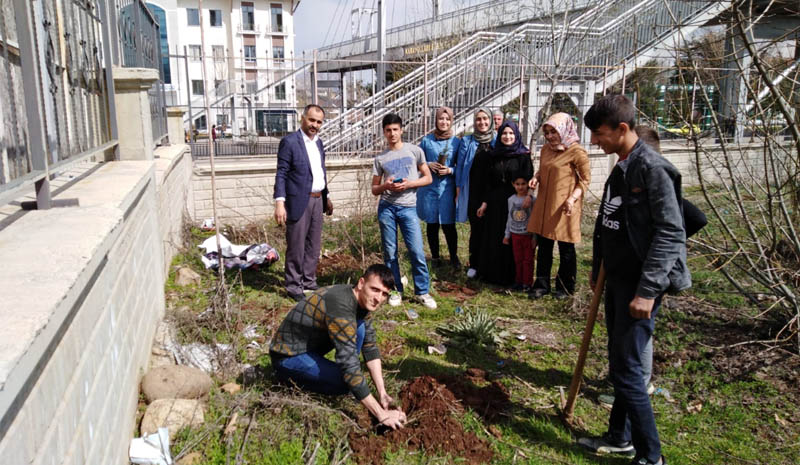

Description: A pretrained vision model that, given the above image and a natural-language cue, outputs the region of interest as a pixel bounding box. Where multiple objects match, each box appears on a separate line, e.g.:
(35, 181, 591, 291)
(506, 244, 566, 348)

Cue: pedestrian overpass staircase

(317, 0, 729, 154)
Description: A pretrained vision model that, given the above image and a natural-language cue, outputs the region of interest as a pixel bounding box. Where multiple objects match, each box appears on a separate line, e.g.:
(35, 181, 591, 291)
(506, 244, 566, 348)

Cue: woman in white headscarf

(527, 112, 591, 299)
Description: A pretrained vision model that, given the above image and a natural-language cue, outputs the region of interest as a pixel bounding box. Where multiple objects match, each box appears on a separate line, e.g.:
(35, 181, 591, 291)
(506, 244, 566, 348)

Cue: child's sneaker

(413, 293, 437, 309)
(577, 433, 636, 457)
(388, 292, 402, 307)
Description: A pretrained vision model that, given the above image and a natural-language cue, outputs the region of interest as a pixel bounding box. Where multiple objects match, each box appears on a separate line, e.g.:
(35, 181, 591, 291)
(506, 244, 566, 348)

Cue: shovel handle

(563, 265, 606, 419)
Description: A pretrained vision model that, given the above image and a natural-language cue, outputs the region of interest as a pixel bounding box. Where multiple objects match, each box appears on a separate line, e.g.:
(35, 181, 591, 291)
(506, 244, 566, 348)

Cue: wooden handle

(563, 265, 606, 420)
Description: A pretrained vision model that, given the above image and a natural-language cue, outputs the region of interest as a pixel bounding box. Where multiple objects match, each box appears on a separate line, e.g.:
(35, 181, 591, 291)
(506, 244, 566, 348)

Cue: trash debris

(454, 306, 464, 315)
(165, 341, 235, 374)
(427, 344, 447, 355)
(515, 334, 527, 341)
(130, 427, 173, 465)
(686, 400, 703, 414)
(199, 234, 279, 270)
(242, 324, 259, 340)
(405, 307, 419, 320)
(654, 387, 675, 403)
(496, 360, 505, 368)
(401, 276, 409, 287)
(201, 218, 215, 231)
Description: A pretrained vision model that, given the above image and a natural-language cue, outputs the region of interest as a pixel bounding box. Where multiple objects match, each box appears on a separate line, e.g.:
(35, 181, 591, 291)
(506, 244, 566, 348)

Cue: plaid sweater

(269, 285, 380, 400)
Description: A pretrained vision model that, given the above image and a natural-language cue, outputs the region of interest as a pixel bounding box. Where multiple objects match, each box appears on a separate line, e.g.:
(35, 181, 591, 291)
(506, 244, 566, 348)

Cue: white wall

(189, 142, 773, 226)
(0, 146, 193, 464)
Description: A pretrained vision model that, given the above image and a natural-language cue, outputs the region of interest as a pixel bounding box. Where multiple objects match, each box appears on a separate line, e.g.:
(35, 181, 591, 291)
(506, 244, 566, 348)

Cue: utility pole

(376, 0, 386, 92)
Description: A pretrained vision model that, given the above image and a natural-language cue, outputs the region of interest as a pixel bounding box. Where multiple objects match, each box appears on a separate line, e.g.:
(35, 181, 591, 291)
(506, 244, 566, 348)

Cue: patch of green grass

(163, 219, 800, 465)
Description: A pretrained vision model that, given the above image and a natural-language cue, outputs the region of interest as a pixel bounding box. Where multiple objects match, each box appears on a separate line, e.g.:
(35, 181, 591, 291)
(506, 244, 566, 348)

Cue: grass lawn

(161, 205, 799, 465)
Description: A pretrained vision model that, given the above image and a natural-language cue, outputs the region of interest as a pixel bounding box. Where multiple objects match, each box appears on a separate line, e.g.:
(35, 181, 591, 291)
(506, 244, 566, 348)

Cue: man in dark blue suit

(274, 104, 333, 301)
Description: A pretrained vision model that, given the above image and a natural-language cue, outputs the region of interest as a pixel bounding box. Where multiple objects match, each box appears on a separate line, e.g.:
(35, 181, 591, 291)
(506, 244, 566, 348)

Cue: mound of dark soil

(349, 371, 510, 464)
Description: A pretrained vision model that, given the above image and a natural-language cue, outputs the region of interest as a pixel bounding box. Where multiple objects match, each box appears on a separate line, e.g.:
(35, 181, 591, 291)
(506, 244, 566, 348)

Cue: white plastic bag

(129, 427, 173, 465)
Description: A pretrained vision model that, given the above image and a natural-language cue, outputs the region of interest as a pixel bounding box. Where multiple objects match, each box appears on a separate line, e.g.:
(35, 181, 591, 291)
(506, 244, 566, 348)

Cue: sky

(292, 0, 487, 56)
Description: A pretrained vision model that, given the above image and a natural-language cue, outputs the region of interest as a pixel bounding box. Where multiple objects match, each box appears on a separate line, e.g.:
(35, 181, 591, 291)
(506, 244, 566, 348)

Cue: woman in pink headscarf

(527, 113, 591, 299)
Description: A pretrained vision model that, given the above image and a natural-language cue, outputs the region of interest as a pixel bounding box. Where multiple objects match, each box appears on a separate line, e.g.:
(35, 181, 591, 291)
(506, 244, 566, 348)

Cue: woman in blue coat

(418, 106, 462, 267)
(455, 108, 495, 278)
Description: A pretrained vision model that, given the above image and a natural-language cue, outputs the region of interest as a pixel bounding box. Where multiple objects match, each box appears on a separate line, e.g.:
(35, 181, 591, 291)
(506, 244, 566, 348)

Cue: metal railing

(317, 0, 726, 155)
(315, 0, 597, 64)
(190, 140, 280, 158)
(116, 0, 168, 145)
(0, 0, 119, 208)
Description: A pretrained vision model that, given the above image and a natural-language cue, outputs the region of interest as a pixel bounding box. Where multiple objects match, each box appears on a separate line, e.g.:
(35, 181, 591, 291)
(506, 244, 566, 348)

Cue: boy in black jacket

(578, 96, 690, 465)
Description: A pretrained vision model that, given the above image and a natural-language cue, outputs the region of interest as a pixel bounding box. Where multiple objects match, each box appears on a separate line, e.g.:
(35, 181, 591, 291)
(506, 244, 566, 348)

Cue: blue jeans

(273, 320, 365, 395)
(605, 275, 662, 462)
(377, 201, 430, 295)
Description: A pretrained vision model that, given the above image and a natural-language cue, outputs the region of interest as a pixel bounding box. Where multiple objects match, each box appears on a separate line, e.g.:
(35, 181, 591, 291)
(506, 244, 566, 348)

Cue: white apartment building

(146, 0, 299, 137)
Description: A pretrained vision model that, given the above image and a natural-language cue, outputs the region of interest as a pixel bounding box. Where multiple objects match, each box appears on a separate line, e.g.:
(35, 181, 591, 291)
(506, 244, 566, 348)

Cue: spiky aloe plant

(435, 309, 507, 348)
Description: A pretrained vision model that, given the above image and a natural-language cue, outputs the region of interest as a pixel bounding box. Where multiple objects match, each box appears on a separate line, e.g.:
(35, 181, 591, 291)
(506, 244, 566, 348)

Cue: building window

(275, 82, 286, 100)
(194, 115, 207, 131)
(209, 9, 222, 27)
(147, 3, 171, 84)
(189, 45, 202, 61)
(244, 45, 256, 64)
(186, 8, 199, 26)
(191, 80, 204, 95)
(212, 45, 225, 62)
(216, 114, 229, 127)
(271, 4, 283, 32)
(272, 45, 284, 63)
(241, 3, 255, 31)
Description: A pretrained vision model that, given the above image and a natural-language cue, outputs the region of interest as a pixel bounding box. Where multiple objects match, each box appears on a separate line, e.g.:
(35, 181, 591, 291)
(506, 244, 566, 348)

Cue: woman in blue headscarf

(474, 120, 533, 285)
(455, 108, 495, 278)
(417, 106, 462, 267)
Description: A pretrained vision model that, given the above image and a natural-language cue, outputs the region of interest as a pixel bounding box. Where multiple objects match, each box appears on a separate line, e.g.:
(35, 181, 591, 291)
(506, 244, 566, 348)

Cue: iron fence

(116, 0, 167, 145)
(1, 0, 119, 208)
(190, 140, 280, 158)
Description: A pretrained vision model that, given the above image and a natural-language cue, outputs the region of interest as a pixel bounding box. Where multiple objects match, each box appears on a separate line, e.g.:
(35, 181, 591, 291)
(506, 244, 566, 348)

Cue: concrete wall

(156, 145, 195, 273)
(191, 142, 769, 226)
(191, 156, 375, 225)
(0, 146, 191, 464)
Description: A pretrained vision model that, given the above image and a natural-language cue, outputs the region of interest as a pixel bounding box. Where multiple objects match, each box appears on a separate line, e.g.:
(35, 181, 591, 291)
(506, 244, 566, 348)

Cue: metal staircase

(318, 0, 729, 155)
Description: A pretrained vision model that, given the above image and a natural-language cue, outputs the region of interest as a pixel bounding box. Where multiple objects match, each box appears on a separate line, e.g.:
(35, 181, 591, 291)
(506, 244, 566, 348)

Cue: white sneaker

(388, 292, 402, 307)
(414, 293, 437, 309)
(466, 268, 477, 279)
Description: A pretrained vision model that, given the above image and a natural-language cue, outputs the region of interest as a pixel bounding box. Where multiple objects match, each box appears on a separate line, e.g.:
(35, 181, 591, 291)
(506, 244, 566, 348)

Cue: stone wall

(156, 145, 195, 274)
(189, 141, 772, 226)
(191, 156, 376, 225)
(0, 147, 191, 464)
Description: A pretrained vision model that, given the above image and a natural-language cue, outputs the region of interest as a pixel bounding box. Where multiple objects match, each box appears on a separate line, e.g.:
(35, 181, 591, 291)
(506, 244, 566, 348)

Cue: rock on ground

(141, 365, 213, 403)
(221, 383, 241, 394)
(175, 266, 202, 286)
(140, 399, 206, 440)
(149, 320, 177, 369)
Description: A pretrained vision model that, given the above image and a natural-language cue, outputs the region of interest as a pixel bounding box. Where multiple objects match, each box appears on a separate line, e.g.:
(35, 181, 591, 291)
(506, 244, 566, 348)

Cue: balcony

(237, 23, 261, 34)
